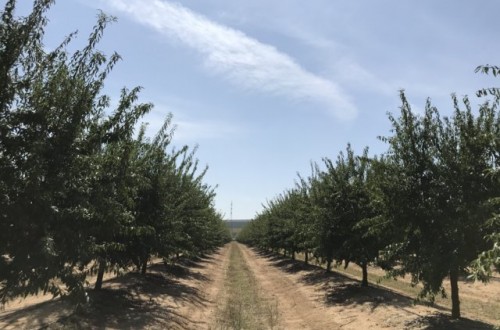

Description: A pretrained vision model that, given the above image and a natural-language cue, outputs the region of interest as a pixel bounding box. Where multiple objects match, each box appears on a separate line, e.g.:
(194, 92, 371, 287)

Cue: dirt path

(0, 245, 230, 329)
(176, 244, 230, 329)
(239, 244, 497, 330)
(237, 243, 341, 330)
(293, 252, 500, 326)
(1, 243, 497, 329)
(146, 244, 230, 329)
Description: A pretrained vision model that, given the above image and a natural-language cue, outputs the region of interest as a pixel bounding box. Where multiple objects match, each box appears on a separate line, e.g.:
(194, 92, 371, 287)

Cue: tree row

(0, 0, 231, 305)
(238, 81, 500, 319)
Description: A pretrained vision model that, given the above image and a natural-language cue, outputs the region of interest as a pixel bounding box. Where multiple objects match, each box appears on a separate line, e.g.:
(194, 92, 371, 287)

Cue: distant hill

(225, 219, 252, 239)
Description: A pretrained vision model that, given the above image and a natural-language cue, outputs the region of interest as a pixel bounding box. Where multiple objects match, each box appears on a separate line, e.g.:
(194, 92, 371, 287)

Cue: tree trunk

(450, 266, 461, 319)
(291, 250, 295, 260)
(361, 261, 368, 287)
(140, 257, 148, 275)
(94, 259, 106, 290)
(304, 251, 309, 265)
(326, 259, 332, 273)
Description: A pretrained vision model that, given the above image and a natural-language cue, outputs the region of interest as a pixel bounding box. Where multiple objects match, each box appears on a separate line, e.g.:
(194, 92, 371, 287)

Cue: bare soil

(244, 245, 497, 329)
(0, 245, 230, 329)
(0, 243, 498, 329)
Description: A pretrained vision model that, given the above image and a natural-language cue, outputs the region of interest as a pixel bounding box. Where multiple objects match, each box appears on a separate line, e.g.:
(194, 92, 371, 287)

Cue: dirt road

(237, 243, 496, 330)
(0, 242, 497, 329)
(237, 243, 341, 329)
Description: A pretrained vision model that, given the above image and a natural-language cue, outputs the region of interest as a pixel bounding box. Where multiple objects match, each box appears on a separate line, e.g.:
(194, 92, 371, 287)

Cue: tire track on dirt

(238, 243, 341, 330)
(169, 244, 231, 329)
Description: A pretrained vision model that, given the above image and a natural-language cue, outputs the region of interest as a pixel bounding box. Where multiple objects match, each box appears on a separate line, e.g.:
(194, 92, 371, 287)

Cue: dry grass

(214, 243, 280, 330)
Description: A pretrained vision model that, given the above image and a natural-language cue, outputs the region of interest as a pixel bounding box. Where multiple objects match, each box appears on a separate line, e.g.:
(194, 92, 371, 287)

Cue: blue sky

(14, 0, 500, 219)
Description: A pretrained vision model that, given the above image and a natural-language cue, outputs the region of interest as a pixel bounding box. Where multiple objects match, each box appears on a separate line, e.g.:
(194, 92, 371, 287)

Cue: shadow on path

(0, 299, 71, 330)
(252, 248, 496, 330)
(0, 254, 215, 330)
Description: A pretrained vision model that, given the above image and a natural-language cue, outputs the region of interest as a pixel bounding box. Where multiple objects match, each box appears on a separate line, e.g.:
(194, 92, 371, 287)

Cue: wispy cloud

(174, 119, 243, 142)
(143, 105, 244, 143)
(106, 0, 357, 120)
(331, 58, 395, 96)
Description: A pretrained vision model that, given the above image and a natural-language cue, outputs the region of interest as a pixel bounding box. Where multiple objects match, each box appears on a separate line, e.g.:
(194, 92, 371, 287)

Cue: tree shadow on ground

(253, 249, 323, 274)
(120, 271, 208, 306)
(176, 254, 215, 269)
(59, 265, 211, 329)
(1, 256, 213, 330)
(254, 249, 278, 259)
(63, 288, 179, 329)
(255, 249, 496, 330)
(0, 298, 72, 330)
(405, 313, 495, 330)
(299, 267, 466, 321)
(273, 258, 318, 273)
(151, 262, 209, 282)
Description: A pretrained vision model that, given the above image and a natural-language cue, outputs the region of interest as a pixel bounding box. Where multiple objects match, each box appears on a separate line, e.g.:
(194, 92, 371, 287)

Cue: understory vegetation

(0, 0, 231, 306)
(239, 75, 500, 319)
(214, 242, 279, 330)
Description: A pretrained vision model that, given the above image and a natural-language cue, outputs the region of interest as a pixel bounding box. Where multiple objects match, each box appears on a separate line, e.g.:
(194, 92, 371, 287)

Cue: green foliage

(240, 145, 381, 280)
(376, 91, 499, 318)
(468, 66, 500, 281)
(476, 65, 500, 100)
(241, 75, 499, 320)
(0, 0, 228, 305)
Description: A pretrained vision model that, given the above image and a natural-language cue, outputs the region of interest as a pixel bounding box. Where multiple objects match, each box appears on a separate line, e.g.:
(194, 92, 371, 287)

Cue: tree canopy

(239, 80, 499, 320)
(0, 0, 230, 305)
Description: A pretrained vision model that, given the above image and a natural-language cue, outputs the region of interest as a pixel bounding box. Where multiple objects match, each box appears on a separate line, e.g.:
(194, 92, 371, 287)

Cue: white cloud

(106, 0, 357, 120)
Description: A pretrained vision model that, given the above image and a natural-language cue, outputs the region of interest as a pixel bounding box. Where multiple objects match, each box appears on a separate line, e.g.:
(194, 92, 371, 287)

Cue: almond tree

(378, 91, 499, 318)
(308, 166, 337, 272)
(469, 64, 500, 281)
(0, 0, 123, 301)
(322, 145, 380, 286)
(0, 0, 230, 303)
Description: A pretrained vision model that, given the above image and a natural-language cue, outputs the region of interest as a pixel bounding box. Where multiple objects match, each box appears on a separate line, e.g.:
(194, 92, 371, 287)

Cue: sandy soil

(238, 243, 341, 330)
(240, 244, 437, 329)
(0, 245, 230, 329)
(246, 246, 497, 330)
(0, 243, 497, 329)
(355, 262, 500, 306)
(325, 258, 500, 325)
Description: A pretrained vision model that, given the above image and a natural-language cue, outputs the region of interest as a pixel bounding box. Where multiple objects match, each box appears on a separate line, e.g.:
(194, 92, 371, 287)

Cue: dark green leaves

(0, 0, 229, 305)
